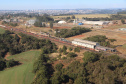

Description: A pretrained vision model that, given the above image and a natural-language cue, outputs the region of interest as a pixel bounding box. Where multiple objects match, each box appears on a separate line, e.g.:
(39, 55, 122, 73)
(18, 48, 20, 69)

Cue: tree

(69, 47, 73, 51)
(15, 34, 20, 42)
(59, 48, 63, 53)
(0, 61, 6, 70)
(83, 51, 99, 63)
(74, 77, 87, 84)
(50, 22, 53, 28)
(55, 63, 64, 71)
(66, 17, 71, 21)
(67, 52, 77, 58)
(121, 19, 125, 24)
(63, 45, 67, 51)
(6, 59, 17, 68)
(71, 15, 75, 19)
(74, 47, 80, 52)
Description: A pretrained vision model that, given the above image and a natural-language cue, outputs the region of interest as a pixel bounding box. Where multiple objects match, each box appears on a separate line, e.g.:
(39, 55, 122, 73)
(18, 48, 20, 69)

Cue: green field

(0, 28, 5, 34)
(52, 14, 110, 19)
(0, 50, 40, 84)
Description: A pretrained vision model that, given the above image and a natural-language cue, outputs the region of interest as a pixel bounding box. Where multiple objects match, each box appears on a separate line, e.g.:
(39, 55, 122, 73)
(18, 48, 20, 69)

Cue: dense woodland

(55, 27, 91, 38)
(32, 48, 126, 84)
(85, 35, 116, 47)
(0, 30, 57, 71)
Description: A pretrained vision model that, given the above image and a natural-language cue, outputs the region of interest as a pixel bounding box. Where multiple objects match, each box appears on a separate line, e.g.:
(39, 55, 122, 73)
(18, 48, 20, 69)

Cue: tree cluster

(55, 27, 91, 38)
(85, 35, 116, 47)
(32, 45, 126, 84)
(2, 21, 18, 27)
(82, 17, 111, 21)
(32, 47, 57, 84)
(0, 57, 19, 71)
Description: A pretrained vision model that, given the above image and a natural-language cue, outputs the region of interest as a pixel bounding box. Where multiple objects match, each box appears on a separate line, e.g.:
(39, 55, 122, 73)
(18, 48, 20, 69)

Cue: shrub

(55, 63, 64, 71)
(67, 52, 77, 58)
(74, 47, 80, 52)
(69, 47, 73, 51)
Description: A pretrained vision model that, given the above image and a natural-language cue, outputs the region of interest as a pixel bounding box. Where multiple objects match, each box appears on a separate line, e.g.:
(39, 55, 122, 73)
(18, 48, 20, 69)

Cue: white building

(72, 39, 99, 49)
(82, 21, 111, 26)
(58, 21, 67, 24)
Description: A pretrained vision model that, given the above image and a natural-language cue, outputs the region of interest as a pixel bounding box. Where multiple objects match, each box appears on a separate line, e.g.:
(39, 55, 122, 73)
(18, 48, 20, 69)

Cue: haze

(0, 0, 126, 10)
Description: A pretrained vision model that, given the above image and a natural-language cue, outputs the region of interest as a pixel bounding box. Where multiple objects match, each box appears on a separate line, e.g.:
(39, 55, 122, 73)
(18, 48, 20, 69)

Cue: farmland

(0, 50, 40, 84)
(52, 14, 110, 19)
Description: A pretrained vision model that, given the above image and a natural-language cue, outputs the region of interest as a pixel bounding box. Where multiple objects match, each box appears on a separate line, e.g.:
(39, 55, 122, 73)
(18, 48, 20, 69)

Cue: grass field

(0, 50, 40, 84)
(0, 28, 5, 34)
(52, 14, 110, 19)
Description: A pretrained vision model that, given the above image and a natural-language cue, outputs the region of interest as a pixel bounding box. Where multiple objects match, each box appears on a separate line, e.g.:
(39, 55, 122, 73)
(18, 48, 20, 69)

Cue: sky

(0, 0, 126, 10)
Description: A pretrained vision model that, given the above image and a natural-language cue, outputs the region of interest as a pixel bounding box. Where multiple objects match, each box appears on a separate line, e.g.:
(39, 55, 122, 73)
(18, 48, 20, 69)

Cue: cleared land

(52, 14, 110, 19)
(0, 28, 5, 34)
(0, 50, 40, 84)
(105, 24, 126, 29)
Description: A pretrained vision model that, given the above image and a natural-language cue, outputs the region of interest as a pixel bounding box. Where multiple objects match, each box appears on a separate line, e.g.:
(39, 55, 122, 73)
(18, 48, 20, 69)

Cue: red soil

(52, 57, 83, 68)
(118, 35, 126, 39)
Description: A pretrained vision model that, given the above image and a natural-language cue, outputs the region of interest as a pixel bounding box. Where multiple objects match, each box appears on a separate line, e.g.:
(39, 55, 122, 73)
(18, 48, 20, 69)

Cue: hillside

(0, 50, 40, 84)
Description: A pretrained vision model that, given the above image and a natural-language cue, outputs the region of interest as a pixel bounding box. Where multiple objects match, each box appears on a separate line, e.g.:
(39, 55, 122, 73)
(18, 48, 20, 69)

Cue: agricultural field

(120, 14, 126, 16)
(105, 24, 126, 29)
(0, 50, 40, 84)
(66, 28, 126, 45)
(0, 28, 5, 34)
(52, 14, 110, 19)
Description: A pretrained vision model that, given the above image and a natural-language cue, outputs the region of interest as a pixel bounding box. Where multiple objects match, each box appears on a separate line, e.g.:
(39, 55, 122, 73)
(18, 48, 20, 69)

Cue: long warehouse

(72, 39, 99, 49)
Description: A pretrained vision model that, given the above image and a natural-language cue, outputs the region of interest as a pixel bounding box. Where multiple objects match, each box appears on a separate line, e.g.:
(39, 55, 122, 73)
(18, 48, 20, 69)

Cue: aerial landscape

(0, 0, 126, 84)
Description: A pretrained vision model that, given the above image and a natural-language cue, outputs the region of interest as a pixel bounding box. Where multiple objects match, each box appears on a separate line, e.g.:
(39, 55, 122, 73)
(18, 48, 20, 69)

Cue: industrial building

(72, 39, 115, 52)
(58, 21, 67, 24)
(95, 46, 116, 52)
(82, 21, 111, 26)
(72, 39, 100, 49)
(73, 19, 112, 26)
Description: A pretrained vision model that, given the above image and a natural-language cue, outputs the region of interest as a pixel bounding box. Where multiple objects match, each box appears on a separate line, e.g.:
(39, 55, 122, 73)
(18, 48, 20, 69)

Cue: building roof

(74, 39, 99, 45)
(58, 21, 66, 23)
(82, 21, 111, 25)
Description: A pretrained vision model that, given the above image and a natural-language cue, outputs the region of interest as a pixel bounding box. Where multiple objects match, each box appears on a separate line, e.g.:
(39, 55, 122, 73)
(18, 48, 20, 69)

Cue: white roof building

(58, 21, 67, 24)
(72, 39, 100, 49)
(82, 21, 111, 25)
